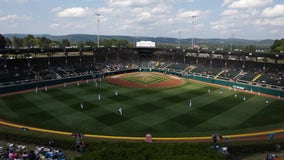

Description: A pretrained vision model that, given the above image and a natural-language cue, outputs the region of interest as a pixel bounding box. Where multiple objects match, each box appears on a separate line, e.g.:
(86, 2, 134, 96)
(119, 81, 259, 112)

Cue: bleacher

(1, 50, 283, 89)
(256, 66, 284, 86)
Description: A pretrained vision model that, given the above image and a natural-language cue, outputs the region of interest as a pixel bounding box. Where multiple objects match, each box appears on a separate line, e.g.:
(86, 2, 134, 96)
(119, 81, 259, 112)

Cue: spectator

(22, 151, 29, 159)
(57, 149, 65, 158)
(2, 148, 9, 159)
(28, 150, 36, 160)
(8, 150, 14, 160)
(49, 138, 55, 147)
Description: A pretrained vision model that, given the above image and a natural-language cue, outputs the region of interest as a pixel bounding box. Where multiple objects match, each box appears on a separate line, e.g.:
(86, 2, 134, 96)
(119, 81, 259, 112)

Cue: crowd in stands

(265, 154, 281, 160)
(0, 135, 88, 160)
(0, 51, 283, 88)
(0, 143, 66, 160)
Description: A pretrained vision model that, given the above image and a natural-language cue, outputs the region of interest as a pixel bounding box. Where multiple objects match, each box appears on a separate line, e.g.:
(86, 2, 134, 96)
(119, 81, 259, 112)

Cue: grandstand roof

(0, 48, 283, 59)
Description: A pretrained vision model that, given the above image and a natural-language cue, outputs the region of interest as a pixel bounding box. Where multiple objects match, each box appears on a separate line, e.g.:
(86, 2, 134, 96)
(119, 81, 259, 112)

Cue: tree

(101, 39, 132, 48)
(49, 41, 61, 48)
(61, 39, 70, 48)
(0, 34, 7, 49)
(244, 45, 256, 53)
(13, 36, 24, 48)
(117, 40, 129, 48)
(23, 34, 36, 48)
(5, 37, 12, 48)
(271, 39, 284, 53)
(101, 39, 117, 48)
(76, 41, 85, 49)
(85, 40, 96, 48)
(38, 36, 52, 48)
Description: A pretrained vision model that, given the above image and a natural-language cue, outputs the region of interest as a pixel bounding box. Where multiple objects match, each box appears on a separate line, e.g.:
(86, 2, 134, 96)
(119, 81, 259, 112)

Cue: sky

(0, 0, 284, 40)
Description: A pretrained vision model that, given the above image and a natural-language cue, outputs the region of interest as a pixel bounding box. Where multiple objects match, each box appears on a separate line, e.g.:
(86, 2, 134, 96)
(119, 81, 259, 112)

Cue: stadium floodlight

(177, 31, 181, 49)
(96, 13, 102, 48)
(230, 33, 234, 52)
(191, 16, 197, 49)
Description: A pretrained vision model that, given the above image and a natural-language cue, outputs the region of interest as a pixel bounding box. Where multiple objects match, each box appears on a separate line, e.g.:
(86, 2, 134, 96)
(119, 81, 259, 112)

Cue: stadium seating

(0, 50, 283, 89)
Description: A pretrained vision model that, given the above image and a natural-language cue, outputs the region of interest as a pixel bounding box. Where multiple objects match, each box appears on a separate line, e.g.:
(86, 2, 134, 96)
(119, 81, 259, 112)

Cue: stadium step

(155, 61, 160, 67)
(184, 65, 196, 72)
(214, 70, 225, 79)
(252, 74, 262, 82)
(251, 65, 271, 83)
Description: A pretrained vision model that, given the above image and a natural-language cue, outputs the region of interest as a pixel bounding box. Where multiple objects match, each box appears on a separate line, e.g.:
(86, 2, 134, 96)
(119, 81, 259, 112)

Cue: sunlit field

(1, 72, 284, 137)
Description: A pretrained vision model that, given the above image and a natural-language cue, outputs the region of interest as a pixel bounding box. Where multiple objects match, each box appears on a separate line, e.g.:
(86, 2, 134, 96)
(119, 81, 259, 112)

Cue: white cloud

(262, 4, 284, 17)
(221, 9, 238, 16)
(97, 7, 113, 14)
(108, 0, 155, 7)
(221, 0, 234, 7)
(136, 11, 152, 23)
(176, 10, 202, 18)
(228, 0, 273, 9)
(255, 17, 284, 26)
(151, 5, 169, 14)
(0, 14, 29, 22)
(57, 7, 92, 18)
(210, 19, 234, 30)
(246, 8, 259, 16)
(51, 7, 61, 13)
(50, 23, 59, 29)
(0, 14, 18, 22)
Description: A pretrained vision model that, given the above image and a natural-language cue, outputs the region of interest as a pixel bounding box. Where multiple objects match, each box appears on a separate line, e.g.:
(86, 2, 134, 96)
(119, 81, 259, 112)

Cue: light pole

(191, 16, 197, 49)
(230, 33, 234, 52)
(96, 13, 102, 48)
(178, 31, 181, 49)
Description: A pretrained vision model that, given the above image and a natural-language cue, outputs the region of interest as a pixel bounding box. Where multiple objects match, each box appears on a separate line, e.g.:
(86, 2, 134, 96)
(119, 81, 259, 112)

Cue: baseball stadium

(1, 46, 284, 159)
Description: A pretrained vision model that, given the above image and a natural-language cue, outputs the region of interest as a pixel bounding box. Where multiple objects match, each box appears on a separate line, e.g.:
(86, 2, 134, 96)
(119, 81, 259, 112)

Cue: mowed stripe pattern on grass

(1, 75, 284, 137)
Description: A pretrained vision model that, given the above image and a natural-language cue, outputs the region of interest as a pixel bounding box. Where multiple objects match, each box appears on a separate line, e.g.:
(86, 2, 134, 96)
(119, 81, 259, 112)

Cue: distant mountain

(3, 33, 274, 46)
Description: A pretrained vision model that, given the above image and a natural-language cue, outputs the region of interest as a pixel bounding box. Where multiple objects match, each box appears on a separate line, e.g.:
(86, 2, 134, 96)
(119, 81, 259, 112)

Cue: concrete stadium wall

(0, 75, 92, 94)
(186, 75, 284, 97)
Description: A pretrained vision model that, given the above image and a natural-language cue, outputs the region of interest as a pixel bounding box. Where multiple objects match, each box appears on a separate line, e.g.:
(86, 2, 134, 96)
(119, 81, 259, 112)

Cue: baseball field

(1, 72, 284, 139)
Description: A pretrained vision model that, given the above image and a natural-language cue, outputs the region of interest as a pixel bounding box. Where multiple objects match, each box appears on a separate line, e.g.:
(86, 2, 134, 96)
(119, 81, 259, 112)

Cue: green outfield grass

(1, 72, 284, 137)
